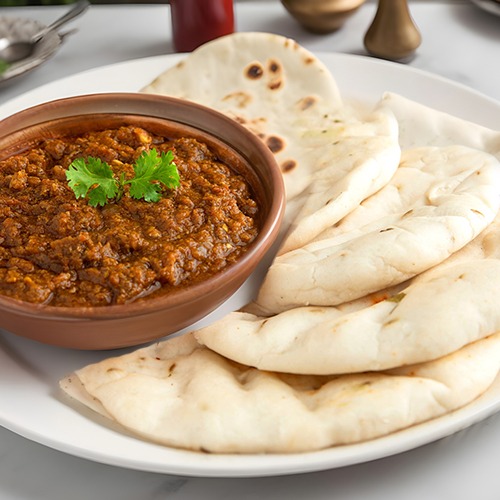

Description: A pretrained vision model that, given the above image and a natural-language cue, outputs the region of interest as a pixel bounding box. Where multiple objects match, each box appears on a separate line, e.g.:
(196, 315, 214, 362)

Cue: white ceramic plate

(1, 53, 500, 478)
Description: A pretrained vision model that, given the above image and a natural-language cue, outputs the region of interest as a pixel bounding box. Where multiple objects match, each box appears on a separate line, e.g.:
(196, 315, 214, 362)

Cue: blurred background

(0, 0, 169, 5)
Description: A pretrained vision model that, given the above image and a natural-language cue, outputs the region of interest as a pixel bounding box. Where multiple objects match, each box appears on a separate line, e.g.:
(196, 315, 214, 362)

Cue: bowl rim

(0, 92, 285, 320)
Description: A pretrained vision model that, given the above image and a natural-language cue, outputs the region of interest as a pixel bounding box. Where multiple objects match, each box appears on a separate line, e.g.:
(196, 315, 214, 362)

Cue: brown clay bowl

(0, 93, 285, 350)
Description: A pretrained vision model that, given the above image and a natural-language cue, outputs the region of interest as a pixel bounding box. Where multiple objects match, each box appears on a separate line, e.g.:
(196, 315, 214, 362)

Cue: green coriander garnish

(66, 149, 180, 207)
(127, 149, 179, 202)
(0, 60, 10, 75)
(66, 156, 119, 207)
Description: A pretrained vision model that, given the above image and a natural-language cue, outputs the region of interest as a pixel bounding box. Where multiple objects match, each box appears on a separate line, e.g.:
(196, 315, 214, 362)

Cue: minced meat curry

(0, 125, 259, 306)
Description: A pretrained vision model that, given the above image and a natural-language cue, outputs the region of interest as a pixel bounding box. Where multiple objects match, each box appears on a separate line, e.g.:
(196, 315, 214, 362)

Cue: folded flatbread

(255, 144, 500, 313)
(381, 92, 500, 158)
(196, 258, 500, 374)
(277, 107, 400, 252)
(60, 330, 500, 454)
(253, 93, 500, 312)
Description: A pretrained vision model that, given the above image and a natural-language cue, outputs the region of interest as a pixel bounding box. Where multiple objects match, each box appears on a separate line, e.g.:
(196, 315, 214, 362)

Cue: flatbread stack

(60, 33, 500, 455)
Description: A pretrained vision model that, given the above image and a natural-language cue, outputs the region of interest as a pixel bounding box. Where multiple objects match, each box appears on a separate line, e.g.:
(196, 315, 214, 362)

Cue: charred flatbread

(142, 32, 401, 228)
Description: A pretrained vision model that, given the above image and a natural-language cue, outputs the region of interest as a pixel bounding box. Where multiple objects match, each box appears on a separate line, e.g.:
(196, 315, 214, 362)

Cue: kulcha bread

(196, 259, 500, 374)
(328, 208, 500, 315)
(60, 330, 500, 454)
(251, 93, 500, 313)
(276, 107, 400, 252)
(255, 144, 500, 313)
(380, 92, 500, 158)
(141, 32, 401, 227)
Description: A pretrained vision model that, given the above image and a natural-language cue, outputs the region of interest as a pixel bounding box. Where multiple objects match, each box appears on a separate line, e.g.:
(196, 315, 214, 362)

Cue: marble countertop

(1, 1, 500, 499)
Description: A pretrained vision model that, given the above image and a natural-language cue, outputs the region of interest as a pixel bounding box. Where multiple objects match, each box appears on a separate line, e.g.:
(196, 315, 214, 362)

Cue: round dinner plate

(1, 52, 500, 478)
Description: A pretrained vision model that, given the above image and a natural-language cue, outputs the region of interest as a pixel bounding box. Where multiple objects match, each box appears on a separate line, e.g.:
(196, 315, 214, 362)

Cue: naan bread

(141, 32, 401, 228)
(196, 259, 500, 374)
(381, 92, 500, 158)
(277, 107, 400, 252)
(263, 201, 500, 324)
(60, 331, 500, 454)
(255, 144, 500, 313)
(253, 93, 500, 315)
(323, 209, 500, 316)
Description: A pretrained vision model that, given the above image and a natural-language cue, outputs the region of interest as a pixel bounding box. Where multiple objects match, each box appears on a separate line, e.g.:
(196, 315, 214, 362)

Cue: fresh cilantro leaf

(66, 157, 119, 207)
(128, 149, 180, 202)
(154, 150, 181, 189)
(66, 148, 180, 206)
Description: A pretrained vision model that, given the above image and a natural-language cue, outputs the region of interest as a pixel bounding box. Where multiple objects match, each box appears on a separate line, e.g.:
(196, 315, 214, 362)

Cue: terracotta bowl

(0, 93, 285, 350)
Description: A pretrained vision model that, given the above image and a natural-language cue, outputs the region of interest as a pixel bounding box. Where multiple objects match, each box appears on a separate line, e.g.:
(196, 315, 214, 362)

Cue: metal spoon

(0, 0, 89, 64)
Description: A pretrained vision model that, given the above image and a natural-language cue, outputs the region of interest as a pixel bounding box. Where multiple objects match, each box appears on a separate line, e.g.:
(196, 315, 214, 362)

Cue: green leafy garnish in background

(0, 60, 10, 75)
(66, 149, 180, 207)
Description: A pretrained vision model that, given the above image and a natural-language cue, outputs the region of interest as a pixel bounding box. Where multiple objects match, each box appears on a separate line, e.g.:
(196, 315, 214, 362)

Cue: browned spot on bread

(266, 136, 285, 153)
(298, 96, 317, 111)
(245, 63, 264, 79)
(268, 79, 283, 90)
(222, 91, 252, 108)
(268, 59, 281, 73)
(281, 160, 297, 172)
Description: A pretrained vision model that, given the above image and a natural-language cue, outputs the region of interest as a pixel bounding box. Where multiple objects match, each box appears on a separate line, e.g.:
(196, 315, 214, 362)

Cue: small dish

(280, 0, 366, 33)
(470, 0, 500, 16)
(0, 93, 285, 350)
(0, 16, 67, 86)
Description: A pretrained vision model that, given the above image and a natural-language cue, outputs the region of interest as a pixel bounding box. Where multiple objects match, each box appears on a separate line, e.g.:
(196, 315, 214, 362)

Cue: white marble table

(1, 1, 500, 499)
